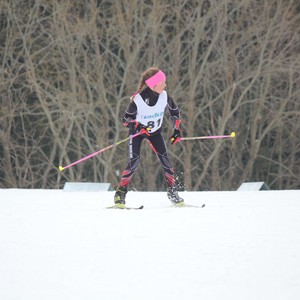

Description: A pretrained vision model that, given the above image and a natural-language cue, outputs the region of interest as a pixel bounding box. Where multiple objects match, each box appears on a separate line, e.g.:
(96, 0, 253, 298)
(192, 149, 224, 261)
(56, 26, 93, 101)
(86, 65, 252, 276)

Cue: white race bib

(134, 91, 168, 133)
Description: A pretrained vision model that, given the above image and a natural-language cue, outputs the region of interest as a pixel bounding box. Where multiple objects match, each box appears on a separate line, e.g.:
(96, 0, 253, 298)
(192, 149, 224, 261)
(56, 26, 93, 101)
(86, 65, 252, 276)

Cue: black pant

(119, 133, 175, 188)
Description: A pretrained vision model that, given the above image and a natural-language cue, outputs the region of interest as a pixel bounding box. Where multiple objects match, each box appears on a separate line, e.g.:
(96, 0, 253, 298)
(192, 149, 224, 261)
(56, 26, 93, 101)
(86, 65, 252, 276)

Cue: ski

(172, 203, 205, 208)
(106, 204, 205, 209)
(106, 205, 144, 210)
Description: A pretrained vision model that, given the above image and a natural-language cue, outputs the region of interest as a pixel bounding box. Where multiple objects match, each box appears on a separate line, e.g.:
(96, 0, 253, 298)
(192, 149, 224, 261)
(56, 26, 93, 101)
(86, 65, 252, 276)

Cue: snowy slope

(0, 189, 300, 300)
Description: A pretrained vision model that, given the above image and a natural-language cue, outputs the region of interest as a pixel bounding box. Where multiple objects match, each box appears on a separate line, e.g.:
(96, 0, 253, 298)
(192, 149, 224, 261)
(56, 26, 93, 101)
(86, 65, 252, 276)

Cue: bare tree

(1, 0, 299, 190)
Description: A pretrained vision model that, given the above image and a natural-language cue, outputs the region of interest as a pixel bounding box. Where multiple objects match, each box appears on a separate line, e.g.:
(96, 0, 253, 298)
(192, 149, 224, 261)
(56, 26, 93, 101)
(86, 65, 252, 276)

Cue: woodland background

(0, 0, 299, 191)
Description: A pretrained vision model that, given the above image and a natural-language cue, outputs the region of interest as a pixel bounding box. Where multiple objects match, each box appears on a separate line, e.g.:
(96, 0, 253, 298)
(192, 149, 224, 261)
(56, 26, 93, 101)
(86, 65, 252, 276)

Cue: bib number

(146, 119, 161, 131)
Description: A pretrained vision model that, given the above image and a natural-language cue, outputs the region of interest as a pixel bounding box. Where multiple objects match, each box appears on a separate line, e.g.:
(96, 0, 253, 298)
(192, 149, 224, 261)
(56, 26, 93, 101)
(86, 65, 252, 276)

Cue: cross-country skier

(112, 67, 184, 208)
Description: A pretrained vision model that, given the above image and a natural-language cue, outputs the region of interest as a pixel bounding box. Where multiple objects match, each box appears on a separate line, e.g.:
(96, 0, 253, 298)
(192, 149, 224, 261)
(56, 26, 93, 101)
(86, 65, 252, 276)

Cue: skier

(113, 67, 184, 208)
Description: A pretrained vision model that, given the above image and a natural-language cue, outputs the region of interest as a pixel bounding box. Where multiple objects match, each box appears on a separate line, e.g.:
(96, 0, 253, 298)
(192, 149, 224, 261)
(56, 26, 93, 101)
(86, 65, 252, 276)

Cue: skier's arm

(167, 95, 182, 144)
(167, 95, 181, 129)
(122, 102, 137, 127)
(122, 101, 150, 135)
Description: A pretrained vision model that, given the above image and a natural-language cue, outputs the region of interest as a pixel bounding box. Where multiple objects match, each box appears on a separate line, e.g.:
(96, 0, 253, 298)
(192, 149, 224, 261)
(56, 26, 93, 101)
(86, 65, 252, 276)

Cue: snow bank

(0, 189, 299, 300)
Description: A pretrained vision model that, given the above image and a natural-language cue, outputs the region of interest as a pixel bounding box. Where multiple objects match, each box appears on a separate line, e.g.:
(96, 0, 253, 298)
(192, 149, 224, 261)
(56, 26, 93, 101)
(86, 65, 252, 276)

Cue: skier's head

(131, 67, 166, 100)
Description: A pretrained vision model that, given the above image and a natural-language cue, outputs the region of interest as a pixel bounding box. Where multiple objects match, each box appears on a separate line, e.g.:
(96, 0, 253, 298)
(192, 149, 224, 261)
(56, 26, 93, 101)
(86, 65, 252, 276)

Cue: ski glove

(169, 129, 181, 144)
(133, 121, 151, 136)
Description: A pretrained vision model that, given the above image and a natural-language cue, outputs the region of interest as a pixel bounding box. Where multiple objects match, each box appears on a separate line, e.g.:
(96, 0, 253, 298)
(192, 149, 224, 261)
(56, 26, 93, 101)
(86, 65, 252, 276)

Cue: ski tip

(172, 203, 205, 208)
(127, 205, 144, 210)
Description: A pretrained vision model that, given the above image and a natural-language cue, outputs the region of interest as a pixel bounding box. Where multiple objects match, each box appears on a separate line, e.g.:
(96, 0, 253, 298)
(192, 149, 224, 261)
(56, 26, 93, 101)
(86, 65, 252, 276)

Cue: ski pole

(58, 132, 142, 171)
(181, 131, 236, 141)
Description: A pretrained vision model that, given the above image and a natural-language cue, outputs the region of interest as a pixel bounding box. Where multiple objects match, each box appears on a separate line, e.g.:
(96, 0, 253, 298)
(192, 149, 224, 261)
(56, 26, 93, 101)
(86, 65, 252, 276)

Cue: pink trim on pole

(145, 70, 166, 88)
(59, 132, 142, 171)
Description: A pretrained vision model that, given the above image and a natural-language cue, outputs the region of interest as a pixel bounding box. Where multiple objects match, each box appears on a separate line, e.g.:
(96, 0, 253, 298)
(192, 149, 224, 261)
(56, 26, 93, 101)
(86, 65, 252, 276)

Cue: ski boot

(112, 186, 128, 209)
(167, 186, 185, 207)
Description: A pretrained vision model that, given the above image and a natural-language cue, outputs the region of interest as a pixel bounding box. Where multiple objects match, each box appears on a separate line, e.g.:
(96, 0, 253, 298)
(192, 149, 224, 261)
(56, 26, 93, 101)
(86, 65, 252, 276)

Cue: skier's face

(152, 80, 166, 94)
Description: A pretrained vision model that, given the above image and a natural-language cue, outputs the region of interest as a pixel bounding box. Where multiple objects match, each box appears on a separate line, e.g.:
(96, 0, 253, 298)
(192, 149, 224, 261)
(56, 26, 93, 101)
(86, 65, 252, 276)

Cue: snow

(0, 189, 300, 300)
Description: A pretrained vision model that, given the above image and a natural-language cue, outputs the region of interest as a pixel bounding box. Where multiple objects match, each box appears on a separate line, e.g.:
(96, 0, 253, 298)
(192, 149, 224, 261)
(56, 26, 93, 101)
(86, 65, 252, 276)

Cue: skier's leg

(148, 134, 184, 204)
(114, 135, 144, 205)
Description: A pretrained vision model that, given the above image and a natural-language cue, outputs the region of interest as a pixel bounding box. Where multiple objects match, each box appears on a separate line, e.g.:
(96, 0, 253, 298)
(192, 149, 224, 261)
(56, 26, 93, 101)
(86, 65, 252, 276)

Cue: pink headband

(145, 70, 166, 88)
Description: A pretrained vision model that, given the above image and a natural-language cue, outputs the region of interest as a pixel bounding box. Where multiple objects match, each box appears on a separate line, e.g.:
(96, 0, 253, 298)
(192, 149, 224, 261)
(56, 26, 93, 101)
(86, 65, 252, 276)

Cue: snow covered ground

(0, 188, 300, 300)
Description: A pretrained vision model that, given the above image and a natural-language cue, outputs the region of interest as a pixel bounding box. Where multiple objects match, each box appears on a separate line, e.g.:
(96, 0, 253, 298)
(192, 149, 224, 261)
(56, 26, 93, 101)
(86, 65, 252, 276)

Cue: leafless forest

(0, 0, 299, 190)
